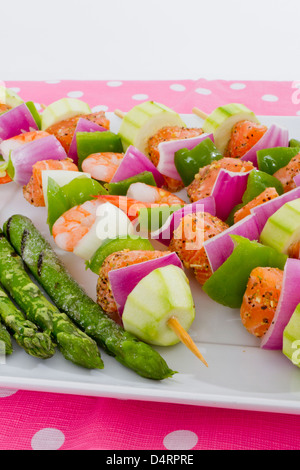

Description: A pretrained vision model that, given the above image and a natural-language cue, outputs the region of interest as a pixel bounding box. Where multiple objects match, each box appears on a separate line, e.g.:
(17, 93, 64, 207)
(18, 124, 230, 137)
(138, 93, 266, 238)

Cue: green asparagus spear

(0, 318, 13, 356)
(4, 215, 175, 380)
(0, 230, 103, 369)
(0, 284, 55, 359)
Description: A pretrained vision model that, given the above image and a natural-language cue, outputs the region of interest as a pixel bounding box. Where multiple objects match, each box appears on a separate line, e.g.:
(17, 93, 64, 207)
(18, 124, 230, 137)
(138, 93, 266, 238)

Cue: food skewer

(167, 316, 208, 366)
(113, 106, 208, 366)
(114, 109, 126, 119)
(97, 246, 208, 367)
(192, 107, 208, 120)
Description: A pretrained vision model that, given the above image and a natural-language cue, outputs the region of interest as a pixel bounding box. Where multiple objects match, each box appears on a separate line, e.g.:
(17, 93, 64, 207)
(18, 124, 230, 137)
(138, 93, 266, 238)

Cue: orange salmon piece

(169, 212, 229, 285)
(273, 153, 300, 193)
(224, 120, 268, 159)
(187, 157, 254, 202)
(240, 267, 283, 337)
(147, 126, 203, 192)
(233, 187, 279, 224)
(46, 111, 110, 153)
(23, 159, 78, 207)
(82, 152, 124, 182)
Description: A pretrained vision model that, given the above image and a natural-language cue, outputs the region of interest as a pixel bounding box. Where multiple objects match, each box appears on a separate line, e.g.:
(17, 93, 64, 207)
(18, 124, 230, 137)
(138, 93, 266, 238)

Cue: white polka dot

(296, 110, 300, 116)
(45, 80, 61, 84)
(132, 94, 149, 101)
(230, 83, 246, 90)
(170, 84, 186, 92)
(163, 430, 198, 450)
(10, 87, 20, 94)
(195, 88, 212, 95)
(34, 103, 42, 111)
(31, 428, 65, 450)
(92, 105, 108, 112)
(107, 81, 123, 87)
(67, 91, 84, 99)
(0, 388, 18, 397)
(261, 94, 279, 102)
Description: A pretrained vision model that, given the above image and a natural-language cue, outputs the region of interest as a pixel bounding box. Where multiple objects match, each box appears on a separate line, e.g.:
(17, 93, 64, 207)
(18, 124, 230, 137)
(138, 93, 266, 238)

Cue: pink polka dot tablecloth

(1, 79, 300, 451)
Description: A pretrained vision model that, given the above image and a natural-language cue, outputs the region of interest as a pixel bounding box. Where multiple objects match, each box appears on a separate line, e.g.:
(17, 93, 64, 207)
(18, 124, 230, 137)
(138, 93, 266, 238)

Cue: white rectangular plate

(1, 113, 300, 415)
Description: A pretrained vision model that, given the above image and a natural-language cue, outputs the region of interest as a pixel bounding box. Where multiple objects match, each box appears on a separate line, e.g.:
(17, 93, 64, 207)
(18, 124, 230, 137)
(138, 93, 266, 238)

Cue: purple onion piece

(108, 252, 183, 315)
(68, 117, 107, 165)
(11, 135, 67, 185)
(111, 145, 165, 187)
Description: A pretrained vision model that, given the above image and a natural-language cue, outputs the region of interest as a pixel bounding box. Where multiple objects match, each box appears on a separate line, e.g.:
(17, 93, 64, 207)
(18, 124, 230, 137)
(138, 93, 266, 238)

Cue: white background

(1, 0, 300, 81)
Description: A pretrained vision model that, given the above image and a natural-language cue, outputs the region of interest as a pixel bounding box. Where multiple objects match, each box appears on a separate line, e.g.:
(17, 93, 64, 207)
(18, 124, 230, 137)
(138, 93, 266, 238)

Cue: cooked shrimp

(81, 152, 124, 182)
(224, 120, 268, 159)
(52, 199, 102, 252)
(0, 103, 11, 113)
(97, 249, 171, 323)
(23, 158, 79, 207)
(187, 157, 254, 202)
(233, 187, 279, 224)
(97, 186, 185, 221)
(0, 171, 12, 184)
(45, 111, 110, 153)
(169, 212, 229, 285)
(127, 183, 186, 205)
(273, 153, 300, 193)
(0, 130, 50, 161)
(95, 195, 153, 221)
(240, 267, 283, 337)
(147, 126, 204, 192)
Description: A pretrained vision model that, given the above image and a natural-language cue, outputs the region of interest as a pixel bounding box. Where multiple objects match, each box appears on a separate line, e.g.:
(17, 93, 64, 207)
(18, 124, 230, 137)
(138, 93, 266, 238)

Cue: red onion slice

(261, 258, 300, 350)
(108, 252, 183, 315)
(204, 214, 260, 273)
(111, 145, 165, 187)
(150, 197, 216, 246)
(0, 103, 38, 143)
(240, 123, 289, 167)
(251, 186, 300, 233)
(11, 135, 67, 186)
(157, 133, 214, 180)
(211, 168, 252, 221)
(68, 118, 107, 164)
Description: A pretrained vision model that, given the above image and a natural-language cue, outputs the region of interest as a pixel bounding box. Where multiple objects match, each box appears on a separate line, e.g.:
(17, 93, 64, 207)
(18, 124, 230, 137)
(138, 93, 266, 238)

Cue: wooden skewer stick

(114, 109, 126, 119)
(192, 107, 208, 120)
(167, 316, 208, 367)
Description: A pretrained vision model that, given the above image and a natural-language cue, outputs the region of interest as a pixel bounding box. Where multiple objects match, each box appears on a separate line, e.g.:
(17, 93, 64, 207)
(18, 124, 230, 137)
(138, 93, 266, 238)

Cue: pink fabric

(3, 78, 300, 115)
(1, 389, 300, 450)
(1, 79, 300, 450)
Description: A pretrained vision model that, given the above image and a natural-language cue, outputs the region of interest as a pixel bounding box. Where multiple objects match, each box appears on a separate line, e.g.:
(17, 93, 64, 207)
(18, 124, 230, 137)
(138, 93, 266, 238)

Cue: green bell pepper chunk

(257, 147, 300, 175)
(241, 169, 284, 203)
(60, 175, 107, 205)
(138, 204, 184, 232)
(25, 101, 42, 129)
(47, 176, 107, 232)
(289, 138, 300, 148)
(226, 170, 284, 225)
(86, 236, 154, 274)
(47, 178, 69, 232)
(226, 203, 244, 226)
(202, 235, 287, 309)
(76, 131, 123, 170)
(107, 171, 156, 196)
(174, 138, 223, 186)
